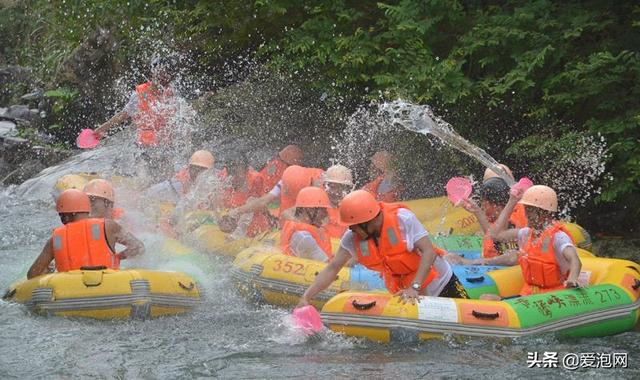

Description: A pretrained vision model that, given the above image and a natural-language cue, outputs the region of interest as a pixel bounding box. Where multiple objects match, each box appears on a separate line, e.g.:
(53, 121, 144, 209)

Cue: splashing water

(378, 100, 515, 186)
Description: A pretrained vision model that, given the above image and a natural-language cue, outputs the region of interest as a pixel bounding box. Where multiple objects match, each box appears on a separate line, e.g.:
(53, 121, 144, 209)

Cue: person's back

(52, 217, 119, 271)
(27, 189, 145, 279)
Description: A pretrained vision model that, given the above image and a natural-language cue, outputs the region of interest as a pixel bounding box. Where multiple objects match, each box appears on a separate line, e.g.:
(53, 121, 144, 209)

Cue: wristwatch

(411, 282, 421, 291)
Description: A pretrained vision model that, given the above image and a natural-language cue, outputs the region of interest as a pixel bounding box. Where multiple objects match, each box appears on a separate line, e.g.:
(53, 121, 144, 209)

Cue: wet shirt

(517, 227, 575, 274)
(339, 208, 452, 296)
(288, 231, 330, 262)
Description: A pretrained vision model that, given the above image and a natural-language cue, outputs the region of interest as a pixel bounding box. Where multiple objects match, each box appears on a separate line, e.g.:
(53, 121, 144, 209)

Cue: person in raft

(321, 164, 355, 239)
(27, 189, 145, 279)
(297, 190, 468, 306)
(93, 56, 180, 181)
(280, 186, 333, 263)
(362, 150, 402, 201)
(474, 185, 582, 296)
(446, 175, 527, 264)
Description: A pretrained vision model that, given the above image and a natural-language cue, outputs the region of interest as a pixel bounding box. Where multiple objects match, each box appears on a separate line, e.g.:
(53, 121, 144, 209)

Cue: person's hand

(296, 297, 310, 308)
(394, 287, 420, 305)
(93, 128, 104, 140)
(509, 186, 525, 200)
(116, 252, 127, 260)
(459, 198, 481, 214)
(564, 279, 580, 288)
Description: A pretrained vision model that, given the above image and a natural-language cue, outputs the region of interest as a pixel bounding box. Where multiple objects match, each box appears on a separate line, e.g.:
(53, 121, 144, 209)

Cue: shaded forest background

(1, 0, 639, 235)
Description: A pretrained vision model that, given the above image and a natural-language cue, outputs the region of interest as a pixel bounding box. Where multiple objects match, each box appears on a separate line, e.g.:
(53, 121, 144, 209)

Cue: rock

(6, 104, 30, 119)
(0, 158, 46, 185)
(0, 158, 11, 179)
(20, 89, 43, 102)
(0, 120, 17, 137)
(0, 65, 37, 105)
(0, 107, 7, 117)
(0, 136, 29, 149)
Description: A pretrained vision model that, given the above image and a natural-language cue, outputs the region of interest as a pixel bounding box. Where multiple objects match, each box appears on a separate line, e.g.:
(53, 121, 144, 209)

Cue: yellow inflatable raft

(321, 257, 640, 341)
(231, 246, 384, 309)
(3, 268, 201, 320)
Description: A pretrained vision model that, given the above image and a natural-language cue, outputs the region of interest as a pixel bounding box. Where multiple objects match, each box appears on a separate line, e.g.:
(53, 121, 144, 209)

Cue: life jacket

(481, 206, 527, 258)
(278, 167, 324, 220)
(352, 203, 444, 293)
(133, 82, 175, 146)
(52, 219, 119, 272)
(280, 220, 333, 261)
(325, 207, 347, 239)
(518, 222, 574, 295)
(174, 167, 190, 195)
(259, 157, 288, 193)
(222, 170, 270, 237)
(362, 175, 398, 202)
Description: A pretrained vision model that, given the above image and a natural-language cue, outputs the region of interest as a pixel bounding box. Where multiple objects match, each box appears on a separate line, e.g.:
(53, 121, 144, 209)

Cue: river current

(0, 146, 637, 379)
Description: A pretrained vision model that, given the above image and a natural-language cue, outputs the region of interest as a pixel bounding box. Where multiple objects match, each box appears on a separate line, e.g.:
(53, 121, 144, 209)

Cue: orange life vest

(362, 175, 399, 202)
(481, 206, 528, 258)
(52, 219, 119, 272)
(134, 82, 175, 146)
(280, 220, 333, 261)
(222, 170, 271, 237)
(259, 157, 288, 193)
(518, 222, 574, 295)
(325, 207, 347, 239)
(353, 203, 444, 293)
(174, 167, 190, 195)
(279, 167, 324, 220)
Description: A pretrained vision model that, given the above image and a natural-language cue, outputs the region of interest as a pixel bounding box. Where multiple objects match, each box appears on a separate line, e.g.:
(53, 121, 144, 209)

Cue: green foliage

(2, 0, 639, 219)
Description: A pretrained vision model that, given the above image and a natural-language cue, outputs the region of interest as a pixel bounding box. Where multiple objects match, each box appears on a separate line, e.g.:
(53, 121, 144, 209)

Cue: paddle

(76, 129, 100, 149)
(291, 305, 323, 335)
(446, 177, 473, 206)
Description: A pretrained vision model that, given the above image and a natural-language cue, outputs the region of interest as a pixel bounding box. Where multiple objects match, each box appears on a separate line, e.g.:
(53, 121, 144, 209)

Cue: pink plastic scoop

(76, 129, 100, 149)
(292, 305, 323, 335)
(512, 177, 533, 192)
(446, 177, 473, 205)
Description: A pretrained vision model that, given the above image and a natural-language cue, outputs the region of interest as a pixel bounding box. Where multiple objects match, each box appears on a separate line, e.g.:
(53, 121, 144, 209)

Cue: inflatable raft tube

(320, 257, 640, 342)
(3, 268, 201, 320)
(230, 246, 385, 309)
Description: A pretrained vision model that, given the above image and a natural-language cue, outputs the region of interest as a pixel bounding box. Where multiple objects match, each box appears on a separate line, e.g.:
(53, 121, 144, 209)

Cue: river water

(0, 148, 638, 379)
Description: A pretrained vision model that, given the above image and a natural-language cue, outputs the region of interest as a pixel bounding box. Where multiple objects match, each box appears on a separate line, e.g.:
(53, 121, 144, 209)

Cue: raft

(231, 246, 385, 308)
(320, 257, 640, 341)
(229, 236, 596, 307)
(3, 268, 201, 320)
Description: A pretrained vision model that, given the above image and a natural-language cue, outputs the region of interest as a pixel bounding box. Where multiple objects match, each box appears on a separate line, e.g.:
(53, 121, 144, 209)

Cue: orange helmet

(296, 186, 331, 208)
(519, 185, 558, 212)
(83, 179, 114, 203)
(189, 150, 215, 169)
(371, 151, 391, 172)
(56, 189, 91, 213)
(278, 145, 304, 166)
(282, 165, 315, 200)
(339, 190, 381, 225)
(483, 164, 514, 182)
(323, 164, 354, 186)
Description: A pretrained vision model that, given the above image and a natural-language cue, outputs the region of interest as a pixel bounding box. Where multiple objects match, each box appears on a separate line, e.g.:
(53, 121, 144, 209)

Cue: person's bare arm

(106, 220, 145, 259)
(94, 110, 129, 138)
(490, 188, 523, 242)
(460, 199, 490, 234)
(27, 240, 54, 279)
(395, 235, 438, 304)
(467, 250, 519, 266)
(562, 246, 582, 287)
(297, 248, 351, 307)
(230, 193, 277, 216)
